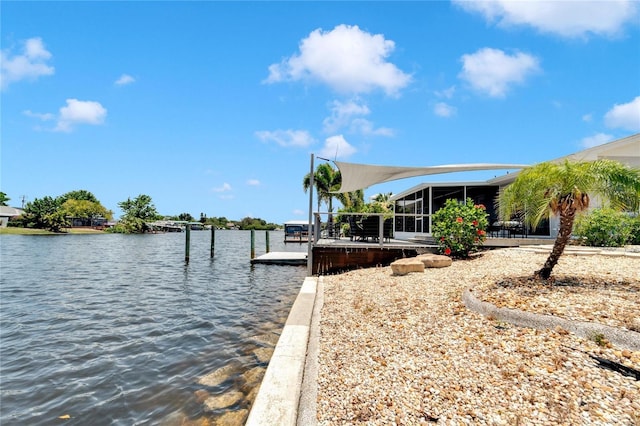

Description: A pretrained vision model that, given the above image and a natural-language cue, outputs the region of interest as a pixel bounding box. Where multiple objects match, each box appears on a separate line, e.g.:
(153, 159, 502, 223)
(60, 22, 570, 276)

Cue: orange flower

(472, 220, 478, 226)
(477, 229, 486, 235)
(456, 217, 463, 223)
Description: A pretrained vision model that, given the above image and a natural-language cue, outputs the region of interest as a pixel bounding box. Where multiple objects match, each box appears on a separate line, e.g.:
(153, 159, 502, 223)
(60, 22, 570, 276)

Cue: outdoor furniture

(348, 215, 364, 241)
(348, 216, 393, 242)
(490, 221, 525, 238)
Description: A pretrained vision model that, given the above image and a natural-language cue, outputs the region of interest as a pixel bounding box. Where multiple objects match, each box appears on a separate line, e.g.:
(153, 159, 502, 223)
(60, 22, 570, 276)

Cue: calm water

(0, 230, 308, 425)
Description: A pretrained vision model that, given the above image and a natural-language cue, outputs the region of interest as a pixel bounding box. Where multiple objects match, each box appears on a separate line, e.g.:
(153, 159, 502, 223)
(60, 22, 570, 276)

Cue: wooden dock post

(185, 225, 191, 263)
(251, 229, 255, 259)
(210, 227, 215, 258)
(266, 230, 270, 253)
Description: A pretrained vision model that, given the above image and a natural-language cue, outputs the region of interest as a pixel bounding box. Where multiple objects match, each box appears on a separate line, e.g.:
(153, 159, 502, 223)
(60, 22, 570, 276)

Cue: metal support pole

(251, 229, 255, 259)
(307, 153, 314, 275)
(185, 225, 191, 263)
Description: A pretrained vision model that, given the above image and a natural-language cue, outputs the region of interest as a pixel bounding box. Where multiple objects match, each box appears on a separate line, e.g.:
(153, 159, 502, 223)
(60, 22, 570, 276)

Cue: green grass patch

(0, 227, 106, 235)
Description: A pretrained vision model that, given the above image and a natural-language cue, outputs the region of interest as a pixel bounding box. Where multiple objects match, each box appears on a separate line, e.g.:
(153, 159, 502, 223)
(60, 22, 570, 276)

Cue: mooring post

(265, 230, 270, 253)
(250, 229, 255, 259)
(185, 225, 191, 263)
(210, 227, 215, 258)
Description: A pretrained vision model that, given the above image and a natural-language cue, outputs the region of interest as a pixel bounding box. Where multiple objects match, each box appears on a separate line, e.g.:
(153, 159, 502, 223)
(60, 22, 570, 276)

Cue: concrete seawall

(245, 276, 319, 425)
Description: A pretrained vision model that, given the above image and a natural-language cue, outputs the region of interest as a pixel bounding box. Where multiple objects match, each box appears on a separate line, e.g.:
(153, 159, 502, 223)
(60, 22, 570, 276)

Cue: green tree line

(4, 190, 278, 234)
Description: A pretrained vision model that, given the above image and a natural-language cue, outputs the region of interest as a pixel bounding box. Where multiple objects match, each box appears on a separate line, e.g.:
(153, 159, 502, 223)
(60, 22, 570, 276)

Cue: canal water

(0, 230, 308, 425)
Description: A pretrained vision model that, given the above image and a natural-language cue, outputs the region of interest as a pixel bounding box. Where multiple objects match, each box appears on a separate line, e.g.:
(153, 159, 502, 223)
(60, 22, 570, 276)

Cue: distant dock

(250, 252, 307, 266)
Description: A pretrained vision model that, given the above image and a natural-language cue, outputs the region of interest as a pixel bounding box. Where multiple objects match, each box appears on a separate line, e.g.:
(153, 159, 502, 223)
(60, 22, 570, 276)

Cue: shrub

(574, 208, 632, 247)
(432, 198, 489, 258)
(628, 215, 640, 245)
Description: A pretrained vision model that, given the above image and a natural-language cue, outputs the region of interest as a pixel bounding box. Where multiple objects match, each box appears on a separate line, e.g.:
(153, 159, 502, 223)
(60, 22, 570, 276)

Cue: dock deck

(251, 252, 307, 266)
(252, 235, 555, 274)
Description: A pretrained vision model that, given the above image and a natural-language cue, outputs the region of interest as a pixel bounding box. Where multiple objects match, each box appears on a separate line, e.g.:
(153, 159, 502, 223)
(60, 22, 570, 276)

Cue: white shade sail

(333, 161, 529, 193)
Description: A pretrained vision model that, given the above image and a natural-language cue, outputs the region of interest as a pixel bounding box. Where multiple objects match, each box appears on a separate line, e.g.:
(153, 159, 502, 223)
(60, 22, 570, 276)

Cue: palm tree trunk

(536, 207, 576, 280)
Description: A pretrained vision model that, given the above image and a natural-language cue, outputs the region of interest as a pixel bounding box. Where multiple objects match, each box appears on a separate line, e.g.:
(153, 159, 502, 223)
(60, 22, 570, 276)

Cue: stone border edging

(463, 289, 640, 351)
(245, 276, 318, 426)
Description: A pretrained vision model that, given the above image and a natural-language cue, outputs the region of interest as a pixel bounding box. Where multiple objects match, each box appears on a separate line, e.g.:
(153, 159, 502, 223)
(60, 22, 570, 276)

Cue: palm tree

(303, 163, 341, 213)
(498, 159, 640, 280)
(336, 189, 365, 211)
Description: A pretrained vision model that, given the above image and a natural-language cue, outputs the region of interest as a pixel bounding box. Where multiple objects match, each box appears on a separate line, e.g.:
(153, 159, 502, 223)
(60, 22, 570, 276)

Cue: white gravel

(317, 249, 640, 425)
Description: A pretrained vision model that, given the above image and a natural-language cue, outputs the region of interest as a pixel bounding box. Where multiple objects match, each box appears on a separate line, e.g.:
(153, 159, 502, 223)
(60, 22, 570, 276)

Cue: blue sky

(2, 1, 639, 223)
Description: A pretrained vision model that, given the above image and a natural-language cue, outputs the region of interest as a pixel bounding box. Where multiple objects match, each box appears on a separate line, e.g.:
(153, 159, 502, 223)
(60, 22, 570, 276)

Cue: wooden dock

(251, 252, 307, 266)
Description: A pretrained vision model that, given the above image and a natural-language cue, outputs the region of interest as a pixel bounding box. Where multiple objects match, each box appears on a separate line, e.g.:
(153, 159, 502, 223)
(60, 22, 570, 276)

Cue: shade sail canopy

(333, 161, 529, 193)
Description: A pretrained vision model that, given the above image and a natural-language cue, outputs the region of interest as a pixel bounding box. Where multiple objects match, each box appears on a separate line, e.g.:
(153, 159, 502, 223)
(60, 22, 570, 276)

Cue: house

(389, 133, 639, 240)
(0, 206, 24, 228)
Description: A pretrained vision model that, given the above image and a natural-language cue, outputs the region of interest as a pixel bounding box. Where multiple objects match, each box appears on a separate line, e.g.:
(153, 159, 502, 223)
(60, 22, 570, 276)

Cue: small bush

(628, 215, 640, 245)
(574, 208, 632, 247)
(432, 198, 489, 258)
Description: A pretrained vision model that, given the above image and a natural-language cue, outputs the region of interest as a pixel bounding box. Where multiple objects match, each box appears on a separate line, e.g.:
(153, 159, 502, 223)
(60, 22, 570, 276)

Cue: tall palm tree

(303, 163, 341, 213)
(498, 159, 640, 280)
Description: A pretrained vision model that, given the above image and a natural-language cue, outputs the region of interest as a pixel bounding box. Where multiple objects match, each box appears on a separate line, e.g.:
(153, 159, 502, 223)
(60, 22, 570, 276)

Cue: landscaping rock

(417, 254, 452, 268)
(390, 258, 425, 275)
(197, 362, 241, 387)
(203, 391, 244, 411)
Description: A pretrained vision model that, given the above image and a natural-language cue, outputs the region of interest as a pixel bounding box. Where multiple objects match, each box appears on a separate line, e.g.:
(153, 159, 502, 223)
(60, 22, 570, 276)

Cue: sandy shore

(317, 249, 639, 425)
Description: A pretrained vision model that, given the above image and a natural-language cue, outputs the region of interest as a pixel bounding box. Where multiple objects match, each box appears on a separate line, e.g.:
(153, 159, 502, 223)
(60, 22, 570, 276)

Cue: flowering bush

(432, 198, 489, 258)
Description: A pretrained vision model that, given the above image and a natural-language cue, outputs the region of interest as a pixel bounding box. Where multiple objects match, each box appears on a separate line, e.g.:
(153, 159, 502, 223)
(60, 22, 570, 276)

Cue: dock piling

(185, 225, 191, 263)
(266, 231, 270, 253)
(210, 227, 215, 258)
(251, 230, 255, 259)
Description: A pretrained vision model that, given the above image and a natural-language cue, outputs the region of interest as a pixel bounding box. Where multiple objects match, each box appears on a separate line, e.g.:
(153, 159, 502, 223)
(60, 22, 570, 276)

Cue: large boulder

(390, 258, 425, 275)
(417, 254, 452, 268)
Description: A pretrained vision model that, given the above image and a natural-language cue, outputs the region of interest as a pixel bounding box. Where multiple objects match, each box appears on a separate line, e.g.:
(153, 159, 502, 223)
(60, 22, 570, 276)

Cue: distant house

(68, 216, 109, 228)
(0, 206, 24, 228)
(390, 133, 640, 240)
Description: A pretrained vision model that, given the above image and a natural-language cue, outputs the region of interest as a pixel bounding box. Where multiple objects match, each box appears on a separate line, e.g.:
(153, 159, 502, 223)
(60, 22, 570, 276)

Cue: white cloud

(254, 129, 315, 147)
(23, 110, 55, 121)
(1, 37, 54, 90)
(453, 0, 639, 38)
(435, 86, 456, 99)
(292, 209, 305, 216)
(582, 113, 593, 123)
(265, 24, 412, 96)
(323, 99, 393, 136)
(581, 133, 614, 148)
(212, 183, 232, 192)
(54, 99, 107, 132)
(434, 102, 457, 118)
(115, 74, 135, 86)
(459, 48, 540, 97)
(247, 179, 261, 186)
(318, 135, 357, 160)
(323, 99, 370, 133)
(349, 118, 394, 136)
(604, 96, 640, 132)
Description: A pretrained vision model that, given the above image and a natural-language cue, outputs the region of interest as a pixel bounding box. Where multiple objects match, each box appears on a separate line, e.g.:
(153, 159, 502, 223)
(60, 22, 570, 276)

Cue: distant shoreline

(0, 227, 107, 235)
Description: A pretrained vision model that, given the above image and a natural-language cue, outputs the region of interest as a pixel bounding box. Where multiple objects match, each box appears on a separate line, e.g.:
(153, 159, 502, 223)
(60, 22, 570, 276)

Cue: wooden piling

(266, 230, 270, 253)
(185, 225, 191, 263)
(251, 229, 255, 259)
(210, 227, 215, 258)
